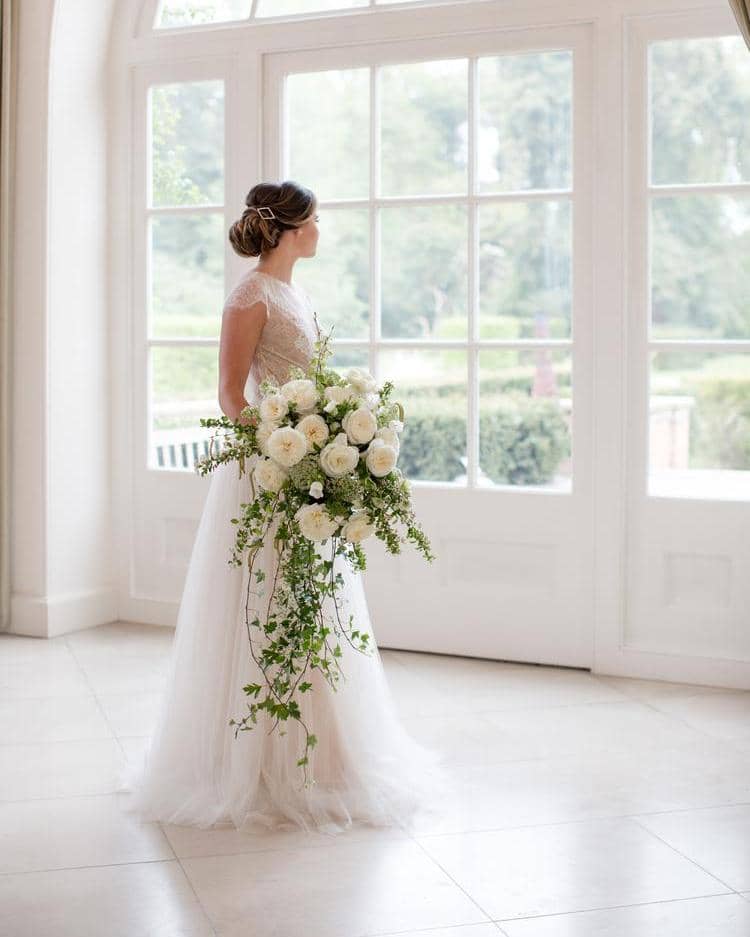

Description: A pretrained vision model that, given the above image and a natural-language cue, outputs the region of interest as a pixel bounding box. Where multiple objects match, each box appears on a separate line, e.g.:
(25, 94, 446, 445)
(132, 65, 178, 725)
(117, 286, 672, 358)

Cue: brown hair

(228, 180, 316, 257)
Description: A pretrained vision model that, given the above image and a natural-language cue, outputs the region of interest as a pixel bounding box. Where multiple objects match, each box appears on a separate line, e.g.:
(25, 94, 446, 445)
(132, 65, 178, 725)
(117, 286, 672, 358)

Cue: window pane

(479, 349, 572, 490)
(257, 0, 366, 14)
(150, 81, 224, 207)
(650, 194, 750, 340)
(297, 209, 370, 340)
(649, 350, 750, 500)
(150, 346, 220, 470)
(381, 204, 467, 338)
(156, 0, 251, 27)
(377, 349, 467, 484)
(287, 69, 369, 201)
(479, 200, 571, 340)
(328, 346, 369, 373)
(151, 214, 225, 339)
(380, 59, 468, 197)
(650, 36, 750, 186)
(478, 51, 572, 193)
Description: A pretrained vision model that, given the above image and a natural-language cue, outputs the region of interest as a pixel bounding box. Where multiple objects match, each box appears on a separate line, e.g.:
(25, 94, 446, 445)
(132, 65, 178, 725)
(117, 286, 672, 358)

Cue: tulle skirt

(118, 457, 449, 836)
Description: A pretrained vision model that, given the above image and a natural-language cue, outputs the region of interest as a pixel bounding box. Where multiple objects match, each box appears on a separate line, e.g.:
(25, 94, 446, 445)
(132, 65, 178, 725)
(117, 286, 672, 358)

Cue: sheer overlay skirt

(118, 458, 449, 836)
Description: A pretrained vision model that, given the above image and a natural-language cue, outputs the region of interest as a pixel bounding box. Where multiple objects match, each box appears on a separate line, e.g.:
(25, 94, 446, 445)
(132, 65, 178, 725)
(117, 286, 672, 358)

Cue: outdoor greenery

(148, 34, 750, 480)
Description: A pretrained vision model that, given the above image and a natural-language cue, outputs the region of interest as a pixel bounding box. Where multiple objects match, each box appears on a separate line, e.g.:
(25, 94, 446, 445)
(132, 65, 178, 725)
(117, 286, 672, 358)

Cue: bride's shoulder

(223, 271, 270, 318)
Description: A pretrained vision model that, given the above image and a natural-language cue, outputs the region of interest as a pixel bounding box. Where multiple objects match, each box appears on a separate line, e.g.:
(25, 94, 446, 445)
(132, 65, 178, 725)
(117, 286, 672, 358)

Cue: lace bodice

(223, 269, 320, 399)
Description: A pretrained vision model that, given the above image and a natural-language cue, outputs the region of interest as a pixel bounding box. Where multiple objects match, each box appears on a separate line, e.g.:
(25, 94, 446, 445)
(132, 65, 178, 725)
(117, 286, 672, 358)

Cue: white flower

(253, 457, 288, 492)
(375, 426, 400, 451)
(295, 503, 339, 541)
(256, 420, 280, 456)
(295, 413, 330, 451)
(259, 392, 288, 423)
(266, 425, 308, 467)
(341, 511, 375, 543)
(341, 406, 377, 445)
(280, 378, 318, 413)
(324, 384, 357, 406)
(365, 438, 397, 477)
(389, 419, 404, 433)
(364, 392, 380, 411)
(345, 367, 378, 394)
(319, 433, 360, 478)
(308, 480, 324, 499)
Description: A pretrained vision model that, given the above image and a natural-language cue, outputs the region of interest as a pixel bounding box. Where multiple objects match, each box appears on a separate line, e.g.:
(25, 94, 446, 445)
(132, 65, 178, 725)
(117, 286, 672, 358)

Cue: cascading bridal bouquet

(195, 327, 435, 788)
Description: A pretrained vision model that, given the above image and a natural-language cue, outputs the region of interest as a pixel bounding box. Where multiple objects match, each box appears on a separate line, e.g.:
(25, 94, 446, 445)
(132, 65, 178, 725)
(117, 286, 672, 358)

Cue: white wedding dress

(120, 269, 448, 836)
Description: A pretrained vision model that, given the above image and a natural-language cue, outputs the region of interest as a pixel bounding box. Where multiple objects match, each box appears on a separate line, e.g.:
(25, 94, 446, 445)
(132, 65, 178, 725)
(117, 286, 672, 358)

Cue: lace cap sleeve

(223, 273, 269, 323)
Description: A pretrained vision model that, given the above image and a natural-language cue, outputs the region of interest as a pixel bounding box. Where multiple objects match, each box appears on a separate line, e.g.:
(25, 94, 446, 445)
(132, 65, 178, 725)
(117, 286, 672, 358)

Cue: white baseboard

(7, 586, 118, 637)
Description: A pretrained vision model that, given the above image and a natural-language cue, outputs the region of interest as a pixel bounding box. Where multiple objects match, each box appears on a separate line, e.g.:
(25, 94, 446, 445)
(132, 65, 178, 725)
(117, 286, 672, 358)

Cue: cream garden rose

(341, 406, 377, 445)
(253, 456, 288, 493)
(374, 426, 400, 451)
(295, 413, 330, 451)
(266, 425, 308, 468)
(256, 420, 280, 457)
(345, 367, 378, 394)
(295, 503, 339, 541)
(259, 392, 288, 423)
(341, 511, 375, 543)
(280, 378, 318, 414)
(319, 433, 360, 478)
(365, 438, 398, 477)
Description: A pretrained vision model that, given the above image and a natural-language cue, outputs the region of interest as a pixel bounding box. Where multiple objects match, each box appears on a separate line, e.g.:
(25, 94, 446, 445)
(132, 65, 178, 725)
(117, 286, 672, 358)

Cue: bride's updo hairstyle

(228, 180, 316, 257)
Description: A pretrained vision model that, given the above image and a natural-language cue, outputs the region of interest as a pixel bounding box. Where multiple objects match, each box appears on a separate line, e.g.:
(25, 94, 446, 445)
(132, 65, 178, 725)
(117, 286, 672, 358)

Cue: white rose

(365, 438, 397, 477)
(308, 480, 324, 499)
(253, 457, 288, 492)
(280, 378, 318, 414)
(341, 511, 375, 543)
(295, 413, 330, 451)
(295, 503, 339, 541)
(364, 392, 380, 411)
(259, 392, 289, 423)
(345, 367, 378, 394)
(341, 407, 377, 445)
(256, 420, 280, 456)
(319, 434, 360, 478)
(266, 425, 308, 467)
(375, 426, 400, 451)
(324, 384, 355, 405)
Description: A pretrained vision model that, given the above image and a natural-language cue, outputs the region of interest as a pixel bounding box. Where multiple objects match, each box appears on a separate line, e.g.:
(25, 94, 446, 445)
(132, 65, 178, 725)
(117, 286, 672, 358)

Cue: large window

(153, 0, 482, 30)
(146, 78, 226, 469)
(286, 52, 574, 489)
(646, 35, 750, 499)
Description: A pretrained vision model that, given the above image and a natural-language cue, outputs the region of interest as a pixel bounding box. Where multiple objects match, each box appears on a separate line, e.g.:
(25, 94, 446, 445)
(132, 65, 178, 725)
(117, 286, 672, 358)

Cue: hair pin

(250, 205, 276, 220)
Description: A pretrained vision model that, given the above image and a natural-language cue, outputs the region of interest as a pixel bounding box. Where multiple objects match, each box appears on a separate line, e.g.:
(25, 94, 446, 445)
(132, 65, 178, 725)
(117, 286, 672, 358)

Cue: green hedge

(397, 391, 570, 485)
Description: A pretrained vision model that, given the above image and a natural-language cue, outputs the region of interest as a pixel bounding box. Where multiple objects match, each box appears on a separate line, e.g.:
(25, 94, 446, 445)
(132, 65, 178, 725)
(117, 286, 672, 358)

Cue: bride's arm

(218, 299, 267, 424)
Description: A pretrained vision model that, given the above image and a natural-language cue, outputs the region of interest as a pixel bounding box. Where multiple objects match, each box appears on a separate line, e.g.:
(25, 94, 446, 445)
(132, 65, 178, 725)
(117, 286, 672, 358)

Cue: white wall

(9, 0, 119, 636)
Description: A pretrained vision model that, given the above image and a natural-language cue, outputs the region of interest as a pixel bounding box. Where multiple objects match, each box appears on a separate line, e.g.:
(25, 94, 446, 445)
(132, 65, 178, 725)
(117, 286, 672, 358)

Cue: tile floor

(1, 621, 749, 936)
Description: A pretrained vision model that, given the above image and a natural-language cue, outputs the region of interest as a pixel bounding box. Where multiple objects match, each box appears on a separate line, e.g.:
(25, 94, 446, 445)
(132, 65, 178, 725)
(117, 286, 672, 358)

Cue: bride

(120, 179, 448, 836)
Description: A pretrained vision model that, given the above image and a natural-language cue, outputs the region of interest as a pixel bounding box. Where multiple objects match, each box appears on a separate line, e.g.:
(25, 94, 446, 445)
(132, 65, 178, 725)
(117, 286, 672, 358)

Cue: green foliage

(198, 327, 434, 787)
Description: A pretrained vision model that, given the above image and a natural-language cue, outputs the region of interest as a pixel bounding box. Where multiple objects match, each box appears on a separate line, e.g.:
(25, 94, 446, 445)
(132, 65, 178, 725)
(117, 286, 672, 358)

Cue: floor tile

(416, 817, 730, 920)
(386, 652, 625, 715)
(499, 893, 750, 936)
(0, 738, 125, 801)
(0, 860, 215, 937)
(0, 793, 173, 874)
(182, 838, 489, 937)
(0, 639, 91, 700)
(635, 804, 750, 892)
(163, 816, 408, 859)
(646, 692, 750, 744)
(406, 739, 750, 836)
(96, 691, 163, 738)
(0, 695, 112, 744)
